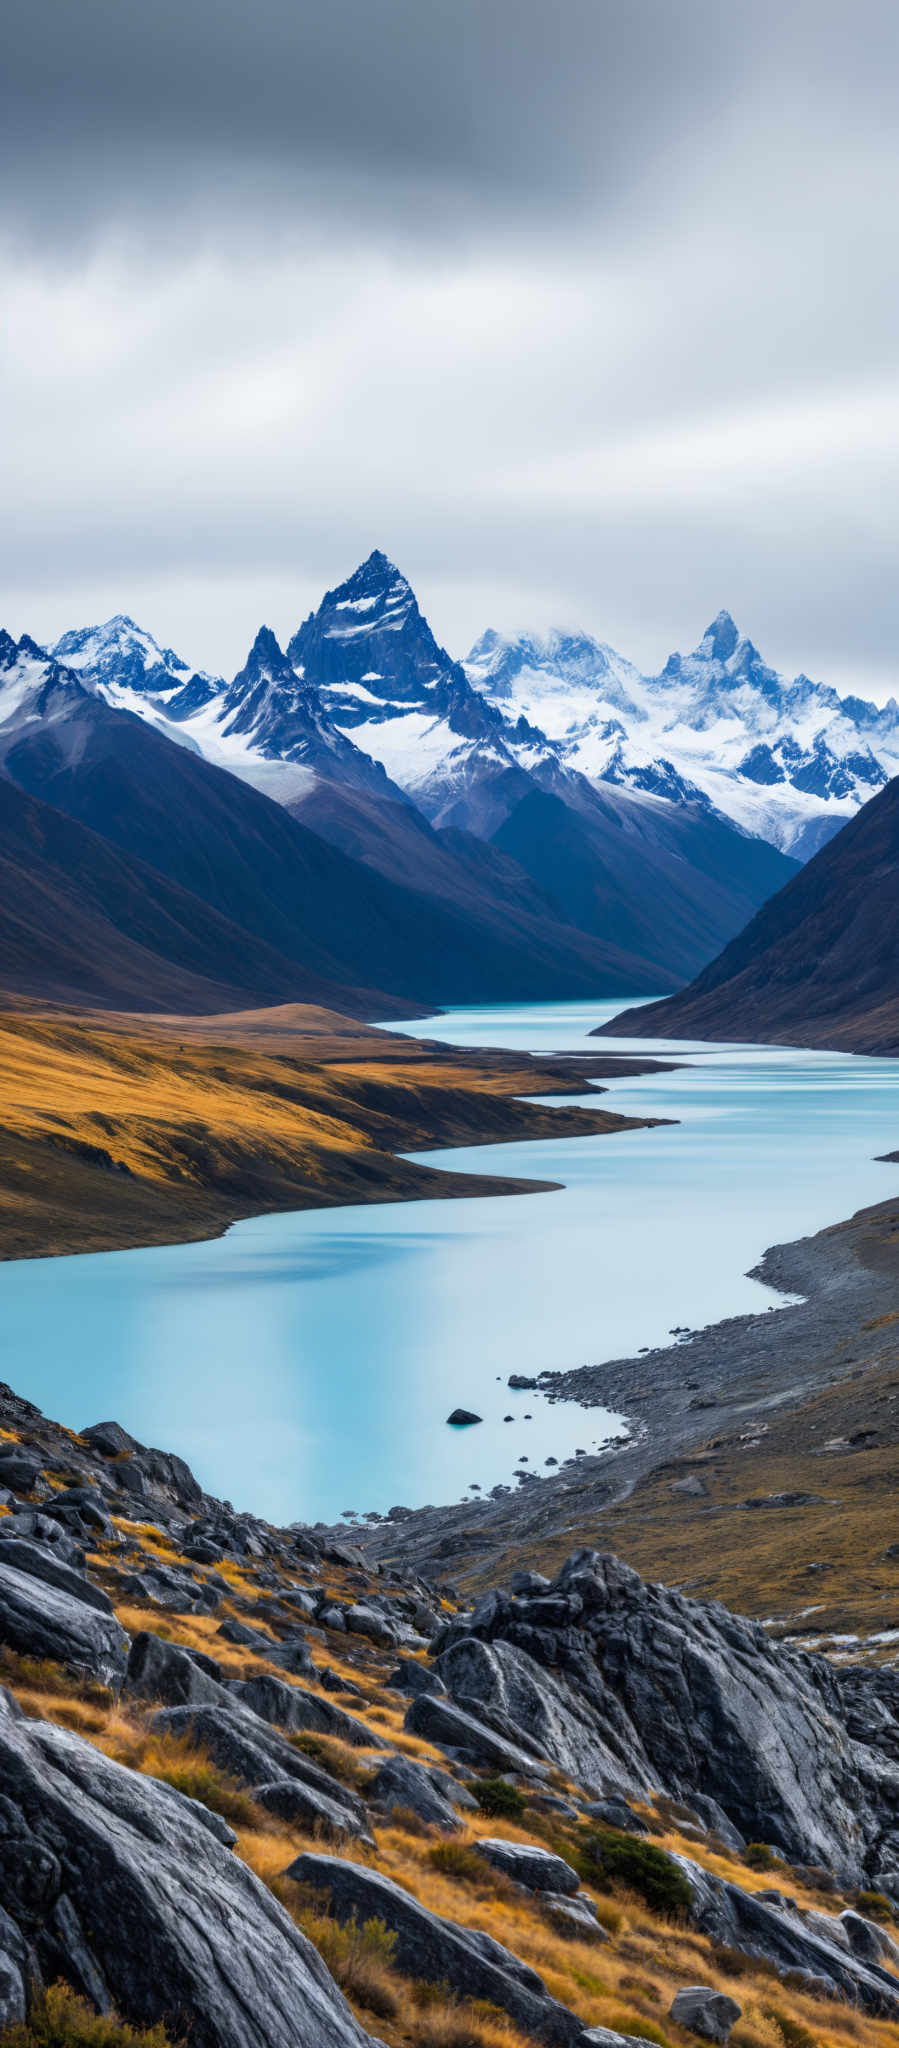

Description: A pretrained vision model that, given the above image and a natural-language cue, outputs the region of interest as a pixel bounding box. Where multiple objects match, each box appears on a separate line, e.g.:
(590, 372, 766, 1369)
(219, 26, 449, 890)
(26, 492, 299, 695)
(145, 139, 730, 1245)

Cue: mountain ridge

(600, 772, 899, 1053)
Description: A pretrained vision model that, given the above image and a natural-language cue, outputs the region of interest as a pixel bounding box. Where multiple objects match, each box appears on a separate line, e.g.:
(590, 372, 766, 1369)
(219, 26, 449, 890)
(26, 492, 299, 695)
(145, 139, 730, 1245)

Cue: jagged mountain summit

(53, 614, 207, 699)
(37, 563, 810, 992)
(467, 609, 898, 859)
(51, 578, 899, 863)
(284, 550, 562, 832)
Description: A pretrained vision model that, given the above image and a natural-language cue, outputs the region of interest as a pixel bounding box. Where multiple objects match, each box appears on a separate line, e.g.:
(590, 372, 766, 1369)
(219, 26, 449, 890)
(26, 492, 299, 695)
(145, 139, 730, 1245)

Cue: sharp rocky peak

(244, 625, 291, 671)
(698, 610, 741, 663)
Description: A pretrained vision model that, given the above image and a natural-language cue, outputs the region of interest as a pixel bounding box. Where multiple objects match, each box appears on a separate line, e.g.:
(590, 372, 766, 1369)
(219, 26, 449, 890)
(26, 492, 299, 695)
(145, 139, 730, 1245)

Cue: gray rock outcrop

(475, 1838, 580, 1894)
(430, 1548, 899, 1881)
(287, 1853, 586, 2045)
(368, 1755, 462, 1830)
(668, 1988, 741, 2043)
(0, 1704, 374, 2048)
(231, 1671, 387, 1748)
(0, 1558, 128, 1688)
(151, 1703, 373, 1840)
(676, 1853, 899, 2015)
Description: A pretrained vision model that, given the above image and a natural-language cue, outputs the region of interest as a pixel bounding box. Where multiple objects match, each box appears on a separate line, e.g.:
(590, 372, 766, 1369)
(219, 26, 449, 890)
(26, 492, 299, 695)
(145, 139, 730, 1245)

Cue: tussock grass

(0, 1982, 180, 2046)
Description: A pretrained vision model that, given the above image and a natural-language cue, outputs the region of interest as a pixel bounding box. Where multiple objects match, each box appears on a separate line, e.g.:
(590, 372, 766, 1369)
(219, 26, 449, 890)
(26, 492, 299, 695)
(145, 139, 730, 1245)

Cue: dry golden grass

(0, 1005, 653, 1259)
(7, 1612, 899, 2048)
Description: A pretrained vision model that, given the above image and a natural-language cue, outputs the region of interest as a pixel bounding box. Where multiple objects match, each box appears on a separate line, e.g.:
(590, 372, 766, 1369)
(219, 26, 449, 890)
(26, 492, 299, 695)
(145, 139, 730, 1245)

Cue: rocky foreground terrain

(3, 1380, 899, 2048)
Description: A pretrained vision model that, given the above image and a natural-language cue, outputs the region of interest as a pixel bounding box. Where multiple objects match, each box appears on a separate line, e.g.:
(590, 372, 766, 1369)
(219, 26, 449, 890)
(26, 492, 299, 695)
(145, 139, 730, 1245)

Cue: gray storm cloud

(2, 0, 899, 692)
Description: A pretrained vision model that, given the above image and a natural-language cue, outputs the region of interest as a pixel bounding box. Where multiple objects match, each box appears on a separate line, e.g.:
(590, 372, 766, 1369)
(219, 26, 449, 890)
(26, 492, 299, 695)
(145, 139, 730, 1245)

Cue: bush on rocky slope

(1, 1984, 177, 2047)
(582, 1835, 693, 1920)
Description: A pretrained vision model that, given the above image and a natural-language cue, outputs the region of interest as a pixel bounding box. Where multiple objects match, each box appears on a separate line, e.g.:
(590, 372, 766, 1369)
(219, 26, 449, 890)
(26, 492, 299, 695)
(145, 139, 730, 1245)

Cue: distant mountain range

(11, 549, 883, 1015)
(53, 554, 898, 860)
(604, 772, 899, 1054)
(466, 608, 897, 861)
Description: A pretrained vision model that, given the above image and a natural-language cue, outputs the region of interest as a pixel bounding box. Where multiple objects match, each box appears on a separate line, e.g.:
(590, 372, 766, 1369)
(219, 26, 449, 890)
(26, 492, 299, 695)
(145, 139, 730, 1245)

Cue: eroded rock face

(674, 1854, 899, 2016)
(0, 1559, 128, 1689)
(431, 1549, 899, 1882)
(124, 1631, 230, 1708)
(0, 1708, 374, 2048)
(287, 1853, 586, 2046)
(231, 1671, 387, 1748)
(368, 1755, 462, 1831)
(404, 1687, 551, 1778)
(150, 1703, 373, 1840)
(436, 1634, 650, 1799)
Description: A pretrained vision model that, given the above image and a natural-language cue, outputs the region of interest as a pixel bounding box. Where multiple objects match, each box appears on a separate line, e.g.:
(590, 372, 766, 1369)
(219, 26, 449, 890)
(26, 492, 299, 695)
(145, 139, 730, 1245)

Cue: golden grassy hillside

(0, 1004, 662, 1259)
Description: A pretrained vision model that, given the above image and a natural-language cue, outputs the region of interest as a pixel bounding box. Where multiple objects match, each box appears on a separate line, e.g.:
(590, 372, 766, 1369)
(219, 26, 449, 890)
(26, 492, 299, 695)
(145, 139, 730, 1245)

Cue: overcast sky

(3, 0, 899, 695)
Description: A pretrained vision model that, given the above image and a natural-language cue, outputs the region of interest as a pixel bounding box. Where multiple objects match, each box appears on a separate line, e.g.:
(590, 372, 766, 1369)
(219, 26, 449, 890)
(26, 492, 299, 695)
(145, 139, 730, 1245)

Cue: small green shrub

(0, 1982, 178, 2046)
(581, 1830, 692, 1918)
(471, 1776, 526, 1820)
(743, 1842, 785, 1872)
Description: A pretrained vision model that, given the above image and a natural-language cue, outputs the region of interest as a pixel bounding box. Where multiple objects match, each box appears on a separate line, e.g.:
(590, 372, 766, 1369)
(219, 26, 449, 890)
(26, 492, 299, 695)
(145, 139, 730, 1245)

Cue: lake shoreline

(345, 1184, 899, 1601)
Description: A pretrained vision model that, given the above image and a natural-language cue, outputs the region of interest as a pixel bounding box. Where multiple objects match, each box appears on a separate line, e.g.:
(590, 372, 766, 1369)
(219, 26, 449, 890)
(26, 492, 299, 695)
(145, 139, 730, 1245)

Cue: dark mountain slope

(0, 651, 648, 1004)
(291, 776, 660, 991)
(602, 773, 899, 1052)
(492, 785, 798, 988)
(0, 777, 382, 1014)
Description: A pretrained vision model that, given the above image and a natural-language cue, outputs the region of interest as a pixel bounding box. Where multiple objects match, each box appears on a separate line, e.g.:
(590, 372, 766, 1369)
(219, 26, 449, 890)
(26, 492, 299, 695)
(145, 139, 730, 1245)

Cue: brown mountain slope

(601, 774, 899, 1052)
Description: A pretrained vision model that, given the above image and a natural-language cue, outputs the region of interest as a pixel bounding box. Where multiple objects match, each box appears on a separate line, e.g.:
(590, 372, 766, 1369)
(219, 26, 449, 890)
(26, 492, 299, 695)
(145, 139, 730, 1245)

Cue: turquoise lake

(2, 999, 898, 1524)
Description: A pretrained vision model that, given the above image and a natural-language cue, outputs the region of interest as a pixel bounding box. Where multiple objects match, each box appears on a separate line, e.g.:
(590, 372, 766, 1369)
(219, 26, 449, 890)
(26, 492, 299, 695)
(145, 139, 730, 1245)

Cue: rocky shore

(345, 1188, 899, 1599)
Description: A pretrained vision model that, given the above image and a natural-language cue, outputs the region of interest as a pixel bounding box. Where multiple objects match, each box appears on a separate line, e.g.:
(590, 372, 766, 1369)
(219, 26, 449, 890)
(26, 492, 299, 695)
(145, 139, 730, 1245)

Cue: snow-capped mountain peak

(52, 615, 196, 698)
(0, 633, 93, 758)
(43, 572, 899, 865)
